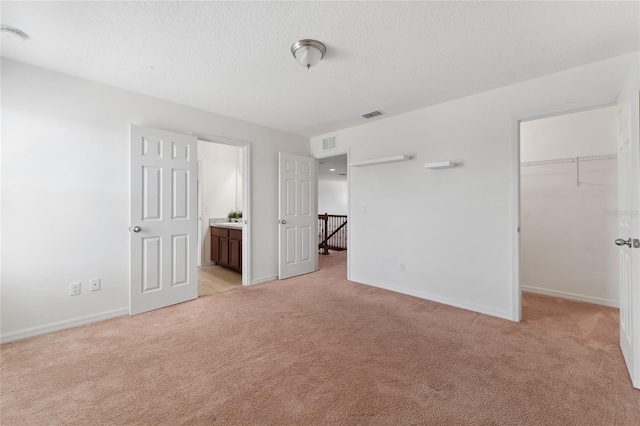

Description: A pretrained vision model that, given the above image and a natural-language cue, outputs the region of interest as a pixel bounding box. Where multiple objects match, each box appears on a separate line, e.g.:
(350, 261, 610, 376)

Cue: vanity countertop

(211, 222, 243, 230)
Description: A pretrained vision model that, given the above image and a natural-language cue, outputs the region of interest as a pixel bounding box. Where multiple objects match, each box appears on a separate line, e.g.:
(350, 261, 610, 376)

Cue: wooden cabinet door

(211, 235, 220, 262)
(220, 237, 230, 265)
(229, 239, 241, 270)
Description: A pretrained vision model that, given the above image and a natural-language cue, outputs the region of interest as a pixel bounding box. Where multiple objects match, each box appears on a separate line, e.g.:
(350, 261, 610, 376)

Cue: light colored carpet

(1, 251, 639, 425)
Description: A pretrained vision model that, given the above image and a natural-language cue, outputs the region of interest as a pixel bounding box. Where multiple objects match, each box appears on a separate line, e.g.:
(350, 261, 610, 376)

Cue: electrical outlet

(69, 282, 81, 296)
(90, 278, 101, 292)
(400, 261, 405, 271)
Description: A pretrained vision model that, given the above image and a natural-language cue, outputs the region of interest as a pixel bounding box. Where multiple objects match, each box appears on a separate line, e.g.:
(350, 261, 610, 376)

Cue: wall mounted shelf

(424, 161, 456, 169)
(348, 154, 412, 167)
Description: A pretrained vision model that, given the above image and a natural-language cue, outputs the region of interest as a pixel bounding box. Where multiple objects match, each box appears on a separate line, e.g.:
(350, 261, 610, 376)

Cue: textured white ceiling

(1, 1, 638, 137)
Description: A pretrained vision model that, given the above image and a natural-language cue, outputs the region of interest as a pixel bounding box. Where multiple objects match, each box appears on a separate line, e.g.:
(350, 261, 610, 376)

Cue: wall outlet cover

(90, 278, 101, 291)
(69, 282, 81, 296)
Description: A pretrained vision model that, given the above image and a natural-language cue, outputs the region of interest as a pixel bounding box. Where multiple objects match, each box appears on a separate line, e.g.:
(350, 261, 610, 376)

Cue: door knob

(279, 220, 287, 225)
(133, 226, 142, 233)
(615, 238, 631, 247)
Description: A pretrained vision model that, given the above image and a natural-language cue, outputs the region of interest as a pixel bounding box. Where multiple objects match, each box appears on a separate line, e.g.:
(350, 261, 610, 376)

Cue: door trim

(510, 97, 618, 322)
(197, 160, 203, 268)
(192, 132, 252, 287)
(315, 148, 352, 281)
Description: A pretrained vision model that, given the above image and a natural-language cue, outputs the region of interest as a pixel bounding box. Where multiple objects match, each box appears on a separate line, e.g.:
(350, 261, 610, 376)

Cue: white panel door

(130, 125, 198, 315)
(616, 67, 640, 389)
(279, 153, 317, 279)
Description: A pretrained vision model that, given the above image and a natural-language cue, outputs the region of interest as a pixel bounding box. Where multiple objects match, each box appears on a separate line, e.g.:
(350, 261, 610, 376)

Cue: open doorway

(317, 154, 348, 273)
(519, 105, 619, 316)
(197, 140, 244, 297)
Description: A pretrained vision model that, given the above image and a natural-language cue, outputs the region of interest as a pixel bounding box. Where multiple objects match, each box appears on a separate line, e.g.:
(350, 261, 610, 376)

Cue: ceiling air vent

(322, 136, 336, 151)
(362, 110, 383, 119)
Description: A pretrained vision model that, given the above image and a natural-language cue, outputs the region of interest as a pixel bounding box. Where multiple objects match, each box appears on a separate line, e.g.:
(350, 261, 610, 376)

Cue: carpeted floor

(1, 251, 639, 425)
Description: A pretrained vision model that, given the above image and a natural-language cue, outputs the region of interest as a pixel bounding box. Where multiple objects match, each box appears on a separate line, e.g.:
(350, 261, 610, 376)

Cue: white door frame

(314, 148, 352, 281)
(510, 97, 618, 322)
(197, 160, 203, 268)
(192, 132, 252, 286)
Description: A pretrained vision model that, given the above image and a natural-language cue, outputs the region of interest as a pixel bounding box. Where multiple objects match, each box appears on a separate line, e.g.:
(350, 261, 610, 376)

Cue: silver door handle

(279, 220, 287, 225)
(133, 226, 142, 233)
(615, 238, 631, 247)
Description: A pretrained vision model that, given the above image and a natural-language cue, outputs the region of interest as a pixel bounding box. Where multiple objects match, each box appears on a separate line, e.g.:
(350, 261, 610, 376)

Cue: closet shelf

(521, 153, 617, 187)
(520, 153, 617, 167)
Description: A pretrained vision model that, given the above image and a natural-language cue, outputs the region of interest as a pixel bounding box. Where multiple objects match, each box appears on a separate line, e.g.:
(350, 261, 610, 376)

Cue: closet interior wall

(520, 106, 620, 307)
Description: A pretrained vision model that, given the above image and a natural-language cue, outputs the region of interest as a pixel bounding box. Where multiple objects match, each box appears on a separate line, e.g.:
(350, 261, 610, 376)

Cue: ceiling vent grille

(322, 136, 336, 151)
(362, 110, 383, 119)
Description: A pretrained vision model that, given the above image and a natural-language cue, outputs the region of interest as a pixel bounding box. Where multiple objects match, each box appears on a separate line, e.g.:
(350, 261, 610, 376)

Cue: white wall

(199, 141, 241, 219)
(520, 107, 619, 306)
(521, 106, 619, 161)
(1, 59, 308, 340)
(310, 52, 639, 320)
(198, 141, 242, 266)
(318, 180, 348, 215)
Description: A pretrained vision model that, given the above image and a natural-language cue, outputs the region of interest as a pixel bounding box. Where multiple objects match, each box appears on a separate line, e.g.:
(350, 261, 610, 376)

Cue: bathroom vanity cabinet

(210, 225, 242, 272)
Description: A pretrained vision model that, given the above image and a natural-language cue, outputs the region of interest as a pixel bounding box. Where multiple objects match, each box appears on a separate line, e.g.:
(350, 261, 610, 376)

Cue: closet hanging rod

(520, 153, 617, 167)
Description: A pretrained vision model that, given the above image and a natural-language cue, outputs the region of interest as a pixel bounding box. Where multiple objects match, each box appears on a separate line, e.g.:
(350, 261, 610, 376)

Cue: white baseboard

(1, 307, 129, 344)
(349, 276, 513, 321)
(251, 275, 278, 285)
(521, 285, 619, 308)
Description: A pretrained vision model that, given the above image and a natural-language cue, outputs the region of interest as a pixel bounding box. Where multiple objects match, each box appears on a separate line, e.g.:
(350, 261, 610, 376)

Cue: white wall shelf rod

(348, 154, 412, 167)
(520, 153, 617, 167)
(521, 153, 617, 187)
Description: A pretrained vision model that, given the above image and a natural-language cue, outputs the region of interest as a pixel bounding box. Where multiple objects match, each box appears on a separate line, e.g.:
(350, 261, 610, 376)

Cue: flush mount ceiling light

(1, 25, 28, 41)
(291, 39, 326, 69)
